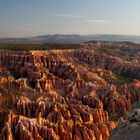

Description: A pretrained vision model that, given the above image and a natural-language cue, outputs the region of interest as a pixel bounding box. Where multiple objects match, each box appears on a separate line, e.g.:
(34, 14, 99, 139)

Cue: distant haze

(1, 34, 140, 44)
(0, 0, 140, 37)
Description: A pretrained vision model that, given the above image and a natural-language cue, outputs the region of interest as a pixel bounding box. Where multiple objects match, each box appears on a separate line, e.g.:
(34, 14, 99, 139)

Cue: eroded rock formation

(0, 44, 139, 140)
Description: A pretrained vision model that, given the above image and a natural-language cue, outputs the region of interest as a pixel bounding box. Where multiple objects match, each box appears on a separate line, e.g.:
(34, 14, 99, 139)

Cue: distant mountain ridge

(0, 34, 140, 44)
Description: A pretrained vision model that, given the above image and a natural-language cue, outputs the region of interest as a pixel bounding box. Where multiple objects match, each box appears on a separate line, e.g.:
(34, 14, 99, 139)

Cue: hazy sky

(0, 0, 140, 37)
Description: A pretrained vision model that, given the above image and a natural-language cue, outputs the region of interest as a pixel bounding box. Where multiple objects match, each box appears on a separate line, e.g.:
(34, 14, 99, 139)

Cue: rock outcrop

(110, 101, 140, 140)
(0, 43, 139, 140)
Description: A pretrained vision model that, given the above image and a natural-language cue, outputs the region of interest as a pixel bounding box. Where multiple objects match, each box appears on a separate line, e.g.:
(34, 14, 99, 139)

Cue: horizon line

(1, 33, 140, 39)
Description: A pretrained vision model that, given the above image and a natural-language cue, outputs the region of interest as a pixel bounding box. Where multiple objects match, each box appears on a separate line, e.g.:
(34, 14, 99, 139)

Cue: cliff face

(74, 49, 140, 79)
(0, 46, 139, 140)
(110, 101, 140, 140)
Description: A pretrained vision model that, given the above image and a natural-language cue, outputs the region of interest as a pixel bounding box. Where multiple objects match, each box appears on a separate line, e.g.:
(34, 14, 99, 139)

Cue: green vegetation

(0, 43, 82, 50)
(113, 73, 134, 85)
(121, 41, 140, 47)
(97, 47, 126, 58)
(110, 112, 128, 121)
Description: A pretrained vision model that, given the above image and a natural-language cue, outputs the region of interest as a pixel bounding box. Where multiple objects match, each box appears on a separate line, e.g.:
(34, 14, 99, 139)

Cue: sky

(0, 0, 140, 37)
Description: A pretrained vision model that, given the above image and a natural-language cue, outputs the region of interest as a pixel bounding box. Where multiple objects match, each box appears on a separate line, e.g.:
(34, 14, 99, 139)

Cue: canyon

(0, 41, 140, 140)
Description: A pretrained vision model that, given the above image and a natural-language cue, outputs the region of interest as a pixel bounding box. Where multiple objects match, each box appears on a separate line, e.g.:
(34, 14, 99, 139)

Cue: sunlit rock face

(0, 44, 140, 140)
